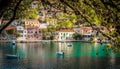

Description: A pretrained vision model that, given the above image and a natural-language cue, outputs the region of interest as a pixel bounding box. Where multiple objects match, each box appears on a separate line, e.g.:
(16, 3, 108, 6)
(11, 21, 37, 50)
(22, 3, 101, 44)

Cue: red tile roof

(57, 29, 74, 32)
(5, 26, 15, 30)
(80, 27, 92, 31)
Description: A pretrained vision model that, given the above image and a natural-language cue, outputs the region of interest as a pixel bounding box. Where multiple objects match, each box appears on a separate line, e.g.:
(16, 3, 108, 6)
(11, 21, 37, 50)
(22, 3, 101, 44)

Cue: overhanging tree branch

(0, 0, 22, 34)
(60, 0, 116, 42)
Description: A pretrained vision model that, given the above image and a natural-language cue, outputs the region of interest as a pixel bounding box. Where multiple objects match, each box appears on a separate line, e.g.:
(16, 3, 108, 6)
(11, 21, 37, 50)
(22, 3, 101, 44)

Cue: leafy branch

(0, 0, 23, 34)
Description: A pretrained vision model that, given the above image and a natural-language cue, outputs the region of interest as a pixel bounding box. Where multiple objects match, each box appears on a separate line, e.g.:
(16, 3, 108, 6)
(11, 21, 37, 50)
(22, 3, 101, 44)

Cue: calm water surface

(0, 42, 120, 69)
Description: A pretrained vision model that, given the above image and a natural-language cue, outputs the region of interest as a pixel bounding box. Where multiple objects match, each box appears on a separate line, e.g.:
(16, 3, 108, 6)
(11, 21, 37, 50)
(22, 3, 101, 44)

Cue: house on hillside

(55, 29, 75, 41)
(16, 25, 42, 41)
(16, 26, 27, 40)
(39, 23, 49, 29)
(25, 26, 42, 40)
(22, 19, 40, 28)
(74, 27, 97, 41)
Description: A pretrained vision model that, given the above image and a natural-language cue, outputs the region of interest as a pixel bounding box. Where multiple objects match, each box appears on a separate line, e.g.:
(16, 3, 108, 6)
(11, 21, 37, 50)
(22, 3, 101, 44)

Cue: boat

(67, 43, 72, 47)
(12, 40, 16, 45)
(5, 54, 19, 59)
(56, 51, 64, 55)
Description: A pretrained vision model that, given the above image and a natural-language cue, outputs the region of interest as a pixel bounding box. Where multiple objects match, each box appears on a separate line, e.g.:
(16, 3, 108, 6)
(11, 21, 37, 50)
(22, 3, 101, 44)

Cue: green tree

(0, 0, 120, 47)
(56, 13, 77, 29)
(73, 33, 83, 40)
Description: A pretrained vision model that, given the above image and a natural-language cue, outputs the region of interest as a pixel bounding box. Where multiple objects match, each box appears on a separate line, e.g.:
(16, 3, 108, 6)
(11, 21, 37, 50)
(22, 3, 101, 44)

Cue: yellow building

(22, 19, 40, 28)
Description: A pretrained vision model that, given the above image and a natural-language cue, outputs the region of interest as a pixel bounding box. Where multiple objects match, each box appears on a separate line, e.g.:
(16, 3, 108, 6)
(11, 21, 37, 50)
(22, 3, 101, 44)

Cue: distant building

(16, 26, 27, 40)
(74, 27, 94, 35)
(74, 27, 96, 41)
(23, 19, 40, 28)
(74, 26, 114, 41)
(39, 23, 49, 29)
(25, 26, 42, 40)
(55, 29, 75, 41)
(11, 20, 22, 26)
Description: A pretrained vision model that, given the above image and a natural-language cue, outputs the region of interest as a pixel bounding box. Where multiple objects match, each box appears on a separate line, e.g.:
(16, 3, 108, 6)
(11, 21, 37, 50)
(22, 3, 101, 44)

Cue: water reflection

(3, 42, 118, 58)
(0, 42, 120, 69)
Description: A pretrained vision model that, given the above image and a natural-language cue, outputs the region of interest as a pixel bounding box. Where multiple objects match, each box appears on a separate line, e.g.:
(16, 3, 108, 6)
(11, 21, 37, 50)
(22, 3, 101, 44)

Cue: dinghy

(67, 43, 72, 47)
(5, 54, 19, 59)
(12, 40, 16, 45)
(56, 51, 64, 55)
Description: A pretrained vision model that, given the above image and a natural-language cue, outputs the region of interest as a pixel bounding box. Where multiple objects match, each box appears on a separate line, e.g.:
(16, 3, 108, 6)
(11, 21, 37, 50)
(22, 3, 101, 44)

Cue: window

(66, 33, 68, 35)
(64, 33, 65, 36)
(39, 31, 41, 33)
(19, 27, 21, 30)
(69, 34, 72, 37)
(24, 31, 26, 33)
(35, 31, 37, 34)
(19, 31, 23, 33)
(20, 35, 23, 37)
(26, 22, 28, 24)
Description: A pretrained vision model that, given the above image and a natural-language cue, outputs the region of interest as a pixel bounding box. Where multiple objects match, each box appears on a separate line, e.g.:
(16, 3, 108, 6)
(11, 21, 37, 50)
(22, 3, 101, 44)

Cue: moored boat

(56, 51, 64, 55)
(5, 54, 19, 59)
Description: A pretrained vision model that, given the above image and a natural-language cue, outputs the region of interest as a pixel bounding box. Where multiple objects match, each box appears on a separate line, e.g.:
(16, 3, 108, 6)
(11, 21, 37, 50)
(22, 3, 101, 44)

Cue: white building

(16, 26, 27, 40)
(74, 27, 97, 41)
(55, 29, 75, 41)
(11, 20, 22, 26)
(39, 23, 49, 29)
(74, 27, 94, 35)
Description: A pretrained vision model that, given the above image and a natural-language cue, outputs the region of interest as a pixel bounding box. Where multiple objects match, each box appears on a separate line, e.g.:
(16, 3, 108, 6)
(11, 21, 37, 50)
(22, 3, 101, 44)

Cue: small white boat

(12, 40, 16, 45)
(67, 44, 72, 47)
(56, 51, 64, 55)
(5, 54, 19, 59)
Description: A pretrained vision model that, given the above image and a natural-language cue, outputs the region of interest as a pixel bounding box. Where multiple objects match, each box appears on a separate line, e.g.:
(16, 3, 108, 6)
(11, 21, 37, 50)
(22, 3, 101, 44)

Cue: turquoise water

(0, 42, 120, 69)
